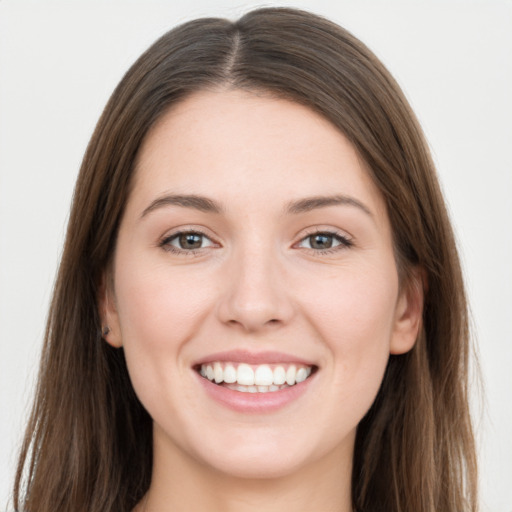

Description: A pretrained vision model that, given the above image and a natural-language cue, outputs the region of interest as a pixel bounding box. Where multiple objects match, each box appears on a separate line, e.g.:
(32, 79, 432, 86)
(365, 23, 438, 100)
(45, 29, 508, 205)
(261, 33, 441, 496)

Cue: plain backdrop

(0, 1, 511, 510)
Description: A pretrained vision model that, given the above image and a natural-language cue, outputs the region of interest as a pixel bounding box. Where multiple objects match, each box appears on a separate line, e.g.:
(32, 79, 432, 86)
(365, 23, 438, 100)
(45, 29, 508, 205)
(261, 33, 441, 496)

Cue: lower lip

(196, 372, 315, 413)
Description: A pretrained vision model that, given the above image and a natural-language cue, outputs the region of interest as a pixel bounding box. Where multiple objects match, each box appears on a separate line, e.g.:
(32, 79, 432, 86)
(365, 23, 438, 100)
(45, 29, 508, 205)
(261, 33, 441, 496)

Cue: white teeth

(237, 364, 255, 386)
(200, 362, 314, 391)
(273, 366, 286, 385)
(223, 364, 237, 384)
(214, 362, 223, 383)
(286, 365, 297, 386)
(254, 365, 274, 386)
(296, 367, 308, 383)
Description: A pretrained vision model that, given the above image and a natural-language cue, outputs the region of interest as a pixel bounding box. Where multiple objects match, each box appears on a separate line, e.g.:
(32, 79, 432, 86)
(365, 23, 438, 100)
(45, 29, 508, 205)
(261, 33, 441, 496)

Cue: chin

(184, 424, 337, 481)
(204, 448, 314, 480)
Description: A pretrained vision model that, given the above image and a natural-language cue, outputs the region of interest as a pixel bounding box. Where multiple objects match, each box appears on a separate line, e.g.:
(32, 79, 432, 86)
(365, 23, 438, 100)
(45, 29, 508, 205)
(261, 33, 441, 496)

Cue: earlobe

(98, 273, 123, 348)
(390, 267, 426, 355)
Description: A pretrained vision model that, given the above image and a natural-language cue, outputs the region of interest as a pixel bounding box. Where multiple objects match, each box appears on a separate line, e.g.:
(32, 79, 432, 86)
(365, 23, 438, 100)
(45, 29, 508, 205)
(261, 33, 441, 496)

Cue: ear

(98, 272, 123, 348)
(390, 267, 426, 355)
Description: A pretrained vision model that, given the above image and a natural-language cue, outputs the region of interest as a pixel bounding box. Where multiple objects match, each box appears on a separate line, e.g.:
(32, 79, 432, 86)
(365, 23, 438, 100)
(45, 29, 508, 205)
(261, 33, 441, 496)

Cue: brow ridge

(140, 193, 372, 219)
(286, 195, 372, 216)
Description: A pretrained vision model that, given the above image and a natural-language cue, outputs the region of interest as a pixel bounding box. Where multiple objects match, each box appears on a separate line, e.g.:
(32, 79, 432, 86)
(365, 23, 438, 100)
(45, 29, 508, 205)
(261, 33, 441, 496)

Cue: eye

(161, 231, 215, 252)
(297, 231, 352, 251)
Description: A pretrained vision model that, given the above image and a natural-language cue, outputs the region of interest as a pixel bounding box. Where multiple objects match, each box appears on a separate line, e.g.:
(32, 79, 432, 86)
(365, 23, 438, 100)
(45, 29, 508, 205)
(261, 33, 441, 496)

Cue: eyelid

(295, 225, 353, 240)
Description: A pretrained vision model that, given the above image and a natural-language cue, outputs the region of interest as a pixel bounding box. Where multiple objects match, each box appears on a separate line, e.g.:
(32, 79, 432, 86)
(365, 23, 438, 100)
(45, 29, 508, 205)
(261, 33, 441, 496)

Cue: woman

(13, 7, 478, 512)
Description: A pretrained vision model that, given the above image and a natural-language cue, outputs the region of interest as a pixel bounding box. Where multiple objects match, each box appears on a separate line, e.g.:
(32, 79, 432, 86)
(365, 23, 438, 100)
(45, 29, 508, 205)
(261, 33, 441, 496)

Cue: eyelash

(159, 229, 353, 256)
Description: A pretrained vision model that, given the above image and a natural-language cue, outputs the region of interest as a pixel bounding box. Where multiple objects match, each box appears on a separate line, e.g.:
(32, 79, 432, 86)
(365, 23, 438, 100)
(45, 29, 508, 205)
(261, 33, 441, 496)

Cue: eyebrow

(140, 193, 372, 219)
(140, 194, 223, 218)
(285, 195, 373, 216)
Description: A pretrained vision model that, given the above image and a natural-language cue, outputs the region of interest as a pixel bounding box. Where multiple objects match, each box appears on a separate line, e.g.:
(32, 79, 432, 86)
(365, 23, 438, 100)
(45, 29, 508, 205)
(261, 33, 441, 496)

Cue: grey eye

(178, 233, 203, 249)
(309, 234, 335, 249)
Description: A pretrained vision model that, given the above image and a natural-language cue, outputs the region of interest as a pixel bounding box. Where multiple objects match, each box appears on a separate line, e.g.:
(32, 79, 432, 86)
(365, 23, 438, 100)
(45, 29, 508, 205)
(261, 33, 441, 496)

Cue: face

(102, 89, 421, 480)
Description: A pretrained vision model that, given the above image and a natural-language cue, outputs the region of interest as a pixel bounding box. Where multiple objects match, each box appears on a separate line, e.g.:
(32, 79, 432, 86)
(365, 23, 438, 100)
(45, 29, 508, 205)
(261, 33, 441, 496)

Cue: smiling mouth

(196, 362, 317, 393)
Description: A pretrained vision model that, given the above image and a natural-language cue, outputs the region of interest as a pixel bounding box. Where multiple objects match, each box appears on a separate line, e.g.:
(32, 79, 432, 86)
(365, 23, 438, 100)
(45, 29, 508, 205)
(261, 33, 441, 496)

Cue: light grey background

(1, 1, 511, 510)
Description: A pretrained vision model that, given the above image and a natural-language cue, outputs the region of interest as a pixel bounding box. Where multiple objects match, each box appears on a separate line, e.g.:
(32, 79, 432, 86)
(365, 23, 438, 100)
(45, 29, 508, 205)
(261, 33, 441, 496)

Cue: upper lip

(193, 349, 317, 367)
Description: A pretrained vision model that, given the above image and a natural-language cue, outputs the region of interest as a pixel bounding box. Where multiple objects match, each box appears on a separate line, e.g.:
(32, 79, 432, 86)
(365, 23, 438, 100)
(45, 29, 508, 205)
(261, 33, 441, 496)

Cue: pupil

(311, 234, 332, 249)
(179, 233, 202, 249)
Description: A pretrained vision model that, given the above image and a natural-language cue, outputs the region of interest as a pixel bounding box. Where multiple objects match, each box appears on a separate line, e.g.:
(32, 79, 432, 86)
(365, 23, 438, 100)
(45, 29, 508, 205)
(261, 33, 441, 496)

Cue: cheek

(115, 260, 210, 340)
(112, 259, 218, 393)
(300, 262, 398, 374)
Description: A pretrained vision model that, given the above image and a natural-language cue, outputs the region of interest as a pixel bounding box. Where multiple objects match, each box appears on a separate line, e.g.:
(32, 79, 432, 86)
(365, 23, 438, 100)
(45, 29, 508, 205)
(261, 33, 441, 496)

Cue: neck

(138, 426, 354, 512)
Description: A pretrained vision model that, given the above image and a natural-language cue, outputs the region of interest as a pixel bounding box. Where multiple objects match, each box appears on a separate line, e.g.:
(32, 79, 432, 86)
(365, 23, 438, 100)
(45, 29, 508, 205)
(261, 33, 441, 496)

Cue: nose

(216, 244, 295, 333)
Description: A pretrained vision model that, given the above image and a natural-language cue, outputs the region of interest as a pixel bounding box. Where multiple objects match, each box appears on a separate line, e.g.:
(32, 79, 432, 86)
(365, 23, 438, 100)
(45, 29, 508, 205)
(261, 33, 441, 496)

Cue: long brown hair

(13, 7, 477, 511)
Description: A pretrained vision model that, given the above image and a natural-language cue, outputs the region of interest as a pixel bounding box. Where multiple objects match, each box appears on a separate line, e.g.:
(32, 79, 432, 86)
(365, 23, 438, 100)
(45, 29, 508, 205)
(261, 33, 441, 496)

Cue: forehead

(130, 89, 387, 219)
